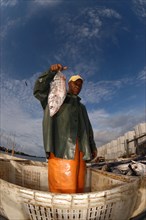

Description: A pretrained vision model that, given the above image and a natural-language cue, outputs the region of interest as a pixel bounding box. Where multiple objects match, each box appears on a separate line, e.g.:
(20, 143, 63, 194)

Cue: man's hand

(50, 64, 67, 72)
(92, 150, 98, 159)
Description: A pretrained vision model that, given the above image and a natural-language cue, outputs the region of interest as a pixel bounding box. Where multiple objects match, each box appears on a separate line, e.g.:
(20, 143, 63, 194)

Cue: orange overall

(48, 141, 86, 193)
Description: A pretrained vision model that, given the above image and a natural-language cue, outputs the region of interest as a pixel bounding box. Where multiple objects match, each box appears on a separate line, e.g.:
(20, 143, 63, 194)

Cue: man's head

(68, 75, 83, 95)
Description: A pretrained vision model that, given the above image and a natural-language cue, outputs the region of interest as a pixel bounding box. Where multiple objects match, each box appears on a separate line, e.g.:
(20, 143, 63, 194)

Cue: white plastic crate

(0, 158, 141, 220)
(124, 131, 135, 141)
(97, 146, 104, 157)
(135, 123, 146, 144)
(107, 143, 112, 154)
(117, 136, 126, 157)
(124, 131, 135, 154)
(135, 123, 146, 136)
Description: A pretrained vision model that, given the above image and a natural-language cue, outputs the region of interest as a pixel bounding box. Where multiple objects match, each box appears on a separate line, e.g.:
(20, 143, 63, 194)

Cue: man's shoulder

(79, 102, 86, 110)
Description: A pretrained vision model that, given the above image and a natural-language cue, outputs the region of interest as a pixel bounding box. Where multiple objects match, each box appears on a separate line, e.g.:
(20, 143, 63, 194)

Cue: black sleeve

(81, 104, 97, 153)
(33, 69, 56, 109)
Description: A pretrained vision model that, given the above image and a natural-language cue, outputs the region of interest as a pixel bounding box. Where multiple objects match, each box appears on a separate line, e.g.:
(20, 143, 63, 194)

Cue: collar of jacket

(66, 92, 81, 101)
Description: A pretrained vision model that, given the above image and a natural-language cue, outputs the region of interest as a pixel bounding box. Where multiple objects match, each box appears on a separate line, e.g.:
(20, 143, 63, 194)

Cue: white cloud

(0, 72, 45, 156)
(94, 130, 119, 147)
(1, 0, 60, 7)
(98, 8, 121, 19)
(132, 0, 146, 18)
(0, 17, 24, 39)
(0, 73, 103, 154)
(0, 66, 145, 155)
(79, 65, 145, 105)
(1, 0, 18, 7)
(57, 7, 121, 41)
(25, 0, 62, 20)
(0, 0, 61, 39)
(81, 80, 123, 104)
(137, 66, 146, 81)
(88, 108, 145, 147)
(52, 7, 122, 64)
(34, 0, 61, 6)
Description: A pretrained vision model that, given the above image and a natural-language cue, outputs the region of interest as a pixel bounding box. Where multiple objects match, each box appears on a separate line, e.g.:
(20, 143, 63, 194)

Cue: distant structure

(97, 122, 146, 160)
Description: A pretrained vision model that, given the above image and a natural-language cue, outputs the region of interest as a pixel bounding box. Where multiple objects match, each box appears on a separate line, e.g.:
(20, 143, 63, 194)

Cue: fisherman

(33, 64, 97, 193)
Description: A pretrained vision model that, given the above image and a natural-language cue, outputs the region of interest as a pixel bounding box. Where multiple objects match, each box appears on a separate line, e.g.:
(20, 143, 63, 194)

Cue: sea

(0, 151, 46, 162)
(12, 153, 46, 162)
(0, 152, 146, 220)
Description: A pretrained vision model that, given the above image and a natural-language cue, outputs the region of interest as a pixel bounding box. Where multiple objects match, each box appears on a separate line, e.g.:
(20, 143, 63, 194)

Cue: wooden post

(133, 135, 138, 154)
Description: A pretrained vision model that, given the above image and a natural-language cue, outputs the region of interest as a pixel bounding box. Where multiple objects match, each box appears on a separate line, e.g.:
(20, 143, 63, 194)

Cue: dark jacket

(33, 69, 97, 160)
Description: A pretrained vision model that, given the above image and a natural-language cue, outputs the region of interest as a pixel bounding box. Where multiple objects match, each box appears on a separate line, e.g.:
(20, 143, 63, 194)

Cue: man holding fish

(33, 64, 97, 193)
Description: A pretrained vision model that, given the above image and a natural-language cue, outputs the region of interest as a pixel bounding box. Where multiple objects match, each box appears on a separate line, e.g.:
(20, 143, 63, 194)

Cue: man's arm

(81, 104, 97, 159)
(33, 64, 67, 109)
(33, 69, 56, 109)
(88, 119, 98, 159)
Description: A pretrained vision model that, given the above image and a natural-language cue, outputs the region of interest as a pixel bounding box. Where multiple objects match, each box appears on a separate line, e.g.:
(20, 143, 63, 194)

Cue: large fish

(129, 161, 146, 176)
(48, 71, 67, 117)
(112, 161, 146, 176)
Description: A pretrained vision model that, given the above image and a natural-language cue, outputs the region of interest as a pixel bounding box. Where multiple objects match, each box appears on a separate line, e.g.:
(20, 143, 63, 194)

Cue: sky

(0, 0, 146, 157)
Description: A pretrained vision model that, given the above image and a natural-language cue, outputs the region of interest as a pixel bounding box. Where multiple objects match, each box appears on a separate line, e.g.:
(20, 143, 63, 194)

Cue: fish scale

(48, 71, 66, 117)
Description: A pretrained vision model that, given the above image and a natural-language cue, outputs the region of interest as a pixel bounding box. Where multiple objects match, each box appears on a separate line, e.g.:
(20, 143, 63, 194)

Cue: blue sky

(0, 0, 146, 156)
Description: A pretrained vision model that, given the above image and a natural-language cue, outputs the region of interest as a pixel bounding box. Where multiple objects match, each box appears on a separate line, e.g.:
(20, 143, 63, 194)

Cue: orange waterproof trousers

(48, 141, 86, 193)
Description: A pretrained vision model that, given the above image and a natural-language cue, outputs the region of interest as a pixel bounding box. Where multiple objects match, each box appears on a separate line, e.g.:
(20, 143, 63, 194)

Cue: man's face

(68, 79, 83, 95)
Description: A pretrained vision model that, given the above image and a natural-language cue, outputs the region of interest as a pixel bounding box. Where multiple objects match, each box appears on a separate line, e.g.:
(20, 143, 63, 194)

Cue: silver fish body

(130, 161, 146, 176)
(48, 71, 66, 117)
